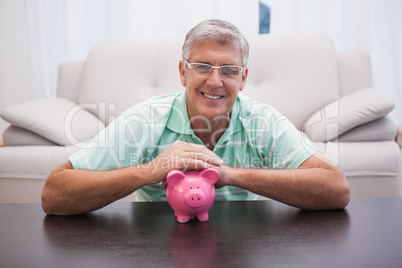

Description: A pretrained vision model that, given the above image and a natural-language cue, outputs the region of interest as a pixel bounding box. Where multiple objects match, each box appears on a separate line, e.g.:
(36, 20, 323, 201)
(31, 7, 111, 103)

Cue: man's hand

(150, 140, 223, 188)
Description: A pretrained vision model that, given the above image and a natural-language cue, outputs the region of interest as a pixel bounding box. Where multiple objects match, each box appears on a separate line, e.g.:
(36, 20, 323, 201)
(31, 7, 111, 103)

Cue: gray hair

(182, 19, 249, 66)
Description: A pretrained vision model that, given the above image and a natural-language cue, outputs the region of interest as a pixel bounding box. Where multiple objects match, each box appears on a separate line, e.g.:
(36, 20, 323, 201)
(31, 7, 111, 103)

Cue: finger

(171, 140, 181, 146)
(181, 159, 211, 171)
(179, 151, 223, 166)
(171, 141, 222, 159)
(172, 140, 213, 153)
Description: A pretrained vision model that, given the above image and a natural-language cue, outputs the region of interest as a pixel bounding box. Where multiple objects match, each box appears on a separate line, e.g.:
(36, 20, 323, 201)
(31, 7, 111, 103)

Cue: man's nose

(206, 68, 223, 88)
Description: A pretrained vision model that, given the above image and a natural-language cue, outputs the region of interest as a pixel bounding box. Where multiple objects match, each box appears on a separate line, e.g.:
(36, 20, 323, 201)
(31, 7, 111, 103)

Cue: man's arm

(42, 161, 153, 215)
(216, 152, 350, 210)
(42, 141, 222, 215)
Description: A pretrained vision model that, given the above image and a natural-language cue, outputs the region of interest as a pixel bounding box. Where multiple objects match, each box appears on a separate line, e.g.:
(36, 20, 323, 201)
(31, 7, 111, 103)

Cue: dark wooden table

(1, 198, 401, 268)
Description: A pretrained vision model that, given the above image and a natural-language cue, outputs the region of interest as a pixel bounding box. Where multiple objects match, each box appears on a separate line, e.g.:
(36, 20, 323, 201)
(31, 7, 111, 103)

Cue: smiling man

(42, 19, 350, 215)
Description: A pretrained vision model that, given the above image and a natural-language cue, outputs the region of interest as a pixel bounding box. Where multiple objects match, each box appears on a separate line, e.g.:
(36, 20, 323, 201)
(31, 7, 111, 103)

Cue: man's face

(179, 42, 248, 121)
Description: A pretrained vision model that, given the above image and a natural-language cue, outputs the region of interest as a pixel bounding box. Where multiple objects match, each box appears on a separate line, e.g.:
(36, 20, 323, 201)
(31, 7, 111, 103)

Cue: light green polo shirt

(69, 91, 316, 201)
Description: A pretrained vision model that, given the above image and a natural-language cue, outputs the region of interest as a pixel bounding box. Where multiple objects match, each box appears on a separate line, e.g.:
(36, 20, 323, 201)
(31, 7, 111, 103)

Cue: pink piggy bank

(166, 167, 219, 223)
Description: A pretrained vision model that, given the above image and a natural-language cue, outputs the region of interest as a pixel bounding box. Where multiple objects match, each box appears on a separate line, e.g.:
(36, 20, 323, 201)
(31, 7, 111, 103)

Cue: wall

(0, 0, 30, 134)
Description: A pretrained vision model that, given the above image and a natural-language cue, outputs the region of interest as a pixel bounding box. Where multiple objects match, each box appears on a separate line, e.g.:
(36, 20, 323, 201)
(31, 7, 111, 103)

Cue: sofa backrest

(245, 34, 339, 130)
(78, 38, 184, 125)
(57, 62, 84, 104)
(78, 34, 340, 129)
(337, 51, 373, 97)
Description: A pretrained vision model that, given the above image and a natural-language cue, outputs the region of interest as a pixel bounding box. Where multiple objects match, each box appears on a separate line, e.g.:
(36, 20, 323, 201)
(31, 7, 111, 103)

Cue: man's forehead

(191, 40, 241, 51)
(189, 42, 243, 63)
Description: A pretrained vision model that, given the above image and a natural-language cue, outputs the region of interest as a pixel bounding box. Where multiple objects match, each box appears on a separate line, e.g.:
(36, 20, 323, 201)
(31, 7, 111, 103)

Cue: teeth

(203, 93, 222, 100)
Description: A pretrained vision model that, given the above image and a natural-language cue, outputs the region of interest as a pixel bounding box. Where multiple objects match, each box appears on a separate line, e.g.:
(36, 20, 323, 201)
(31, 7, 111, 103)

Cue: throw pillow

(3, 125, 57, 146)
(0, 97, 105, 145)
(337, 116, 397, 142)
(303, 88, 394, 142)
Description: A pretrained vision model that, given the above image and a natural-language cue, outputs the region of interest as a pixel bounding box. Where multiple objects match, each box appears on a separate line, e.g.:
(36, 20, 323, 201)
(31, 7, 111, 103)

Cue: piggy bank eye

(197, 186, 199, 189)
(190, 187, 192, 189)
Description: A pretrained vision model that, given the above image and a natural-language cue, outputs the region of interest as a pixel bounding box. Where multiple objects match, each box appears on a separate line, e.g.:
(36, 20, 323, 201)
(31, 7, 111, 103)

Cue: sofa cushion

(56, 62, 84, 103)
(303, 88, 395, 142)
(337, 141, 400, 177)
(0, 97, 105, 145)
(244, 34, 339, 130)
(337, 51, 373, 96)
(2, 126, 57, 146)
(337, 116, 397, 142)
(79, 34, 339, 129)
(0, 145, 80, 180)
(78, 39, 184, 125)
(309, 139, 400, 177)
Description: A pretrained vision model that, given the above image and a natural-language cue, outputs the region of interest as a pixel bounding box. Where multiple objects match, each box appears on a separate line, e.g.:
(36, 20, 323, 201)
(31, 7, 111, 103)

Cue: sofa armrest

(396, 125, 402, 148)
(56, 61, 84, 103)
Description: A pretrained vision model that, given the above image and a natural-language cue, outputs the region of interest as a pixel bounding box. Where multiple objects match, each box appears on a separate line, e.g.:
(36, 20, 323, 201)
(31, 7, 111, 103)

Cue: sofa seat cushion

(303, 88, 395, 142)
(312, 140, 400, 177)
(0, 146, 79, 180)
(0, 97, 105, 145)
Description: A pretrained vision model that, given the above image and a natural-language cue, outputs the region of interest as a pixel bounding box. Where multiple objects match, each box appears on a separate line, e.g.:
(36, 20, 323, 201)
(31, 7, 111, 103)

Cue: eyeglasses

(183, 59, 244, 76)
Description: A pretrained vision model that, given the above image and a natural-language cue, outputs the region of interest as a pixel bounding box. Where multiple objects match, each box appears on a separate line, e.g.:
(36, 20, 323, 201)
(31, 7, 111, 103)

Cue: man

(42, 19, 350, 215)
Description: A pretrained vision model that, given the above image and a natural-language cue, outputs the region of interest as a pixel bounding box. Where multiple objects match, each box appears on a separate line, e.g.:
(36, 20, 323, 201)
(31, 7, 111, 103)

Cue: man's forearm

(222, 164, 350, 210)
(41, 162, 151, 215)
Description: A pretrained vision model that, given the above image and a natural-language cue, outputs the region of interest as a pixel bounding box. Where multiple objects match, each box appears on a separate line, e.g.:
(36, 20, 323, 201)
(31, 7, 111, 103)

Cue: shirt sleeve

(271, 116, 316, 168)
(69, 106, 150, 171)
(249, 103, 317, 169)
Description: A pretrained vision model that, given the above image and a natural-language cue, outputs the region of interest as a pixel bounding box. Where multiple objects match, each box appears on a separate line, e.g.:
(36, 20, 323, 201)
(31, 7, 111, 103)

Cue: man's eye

(194, 64, 211, 72)
(221, 67, 239, 75)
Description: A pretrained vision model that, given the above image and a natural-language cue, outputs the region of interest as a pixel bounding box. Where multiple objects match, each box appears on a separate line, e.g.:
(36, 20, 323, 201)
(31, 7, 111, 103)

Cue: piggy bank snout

(184, 191, 206, 208)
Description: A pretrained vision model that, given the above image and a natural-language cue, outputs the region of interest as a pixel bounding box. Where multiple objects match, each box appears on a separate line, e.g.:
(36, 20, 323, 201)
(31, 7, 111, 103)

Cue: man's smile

(201, 92, 224, 100)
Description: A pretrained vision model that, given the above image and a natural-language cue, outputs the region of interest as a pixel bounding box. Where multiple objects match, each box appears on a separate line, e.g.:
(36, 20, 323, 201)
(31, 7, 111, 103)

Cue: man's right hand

(149, 140, 223, 187)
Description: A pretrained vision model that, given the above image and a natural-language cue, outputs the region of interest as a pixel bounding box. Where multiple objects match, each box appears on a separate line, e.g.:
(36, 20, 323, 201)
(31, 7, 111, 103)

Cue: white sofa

(1, 34, 400, 203)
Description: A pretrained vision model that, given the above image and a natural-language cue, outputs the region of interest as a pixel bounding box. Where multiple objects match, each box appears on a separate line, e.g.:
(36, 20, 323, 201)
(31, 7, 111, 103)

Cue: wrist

(127, 161, 162, 188)
(216, 164, 236, 188)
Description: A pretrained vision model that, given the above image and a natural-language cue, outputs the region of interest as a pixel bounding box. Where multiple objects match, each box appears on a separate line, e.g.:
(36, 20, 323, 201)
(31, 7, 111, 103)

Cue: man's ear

(200, 167, 219, 185)
(166, 170, 185, 188)
(239, 67, 249, 92)
(179, 60, 187, 86)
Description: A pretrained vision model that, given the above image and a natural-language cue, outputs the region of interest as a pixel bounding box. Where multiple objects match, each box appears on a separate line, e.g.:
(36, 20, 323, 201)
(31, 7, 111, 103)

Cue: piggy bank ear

(166, 170, 185, 188)
(200, 167, 219, 185)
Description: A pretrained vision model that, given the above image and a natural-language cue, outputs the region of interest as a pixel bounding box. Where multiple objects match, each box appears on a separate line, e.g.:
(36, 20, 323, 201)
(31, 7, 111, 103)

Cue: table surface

(1, 198, 402, 268)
